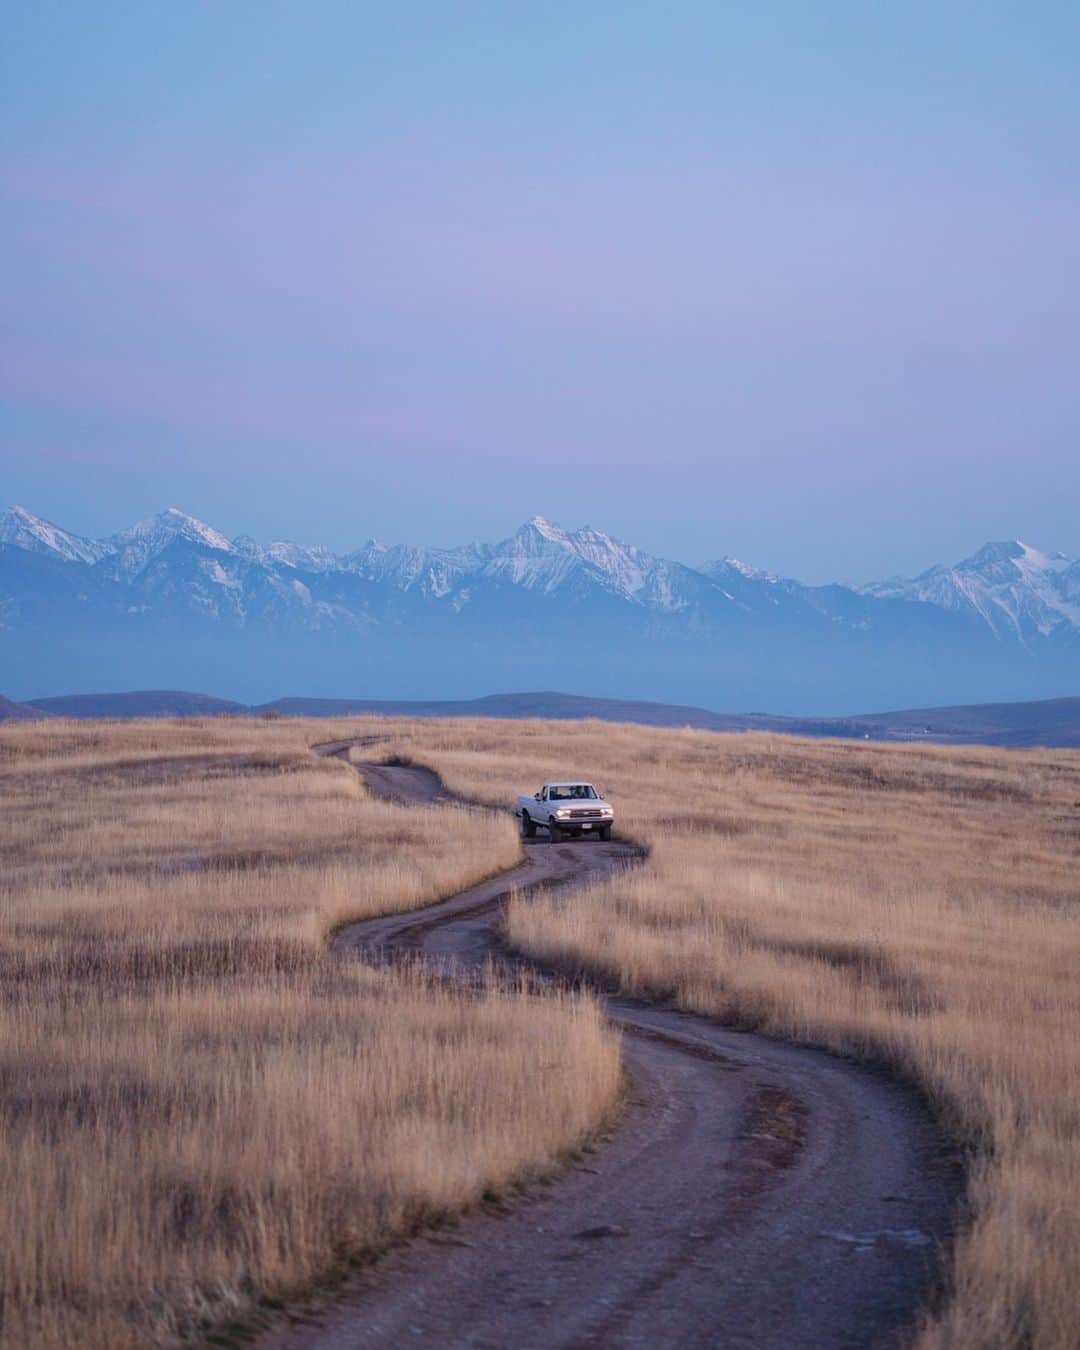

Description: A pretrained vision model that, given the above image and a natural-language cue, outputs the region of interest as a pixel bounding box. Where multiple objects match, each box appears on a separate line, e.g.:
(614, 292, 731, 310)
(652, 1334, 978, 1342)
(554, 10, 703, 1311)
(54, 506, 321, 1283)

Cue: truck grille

(569, 808, 603, 819)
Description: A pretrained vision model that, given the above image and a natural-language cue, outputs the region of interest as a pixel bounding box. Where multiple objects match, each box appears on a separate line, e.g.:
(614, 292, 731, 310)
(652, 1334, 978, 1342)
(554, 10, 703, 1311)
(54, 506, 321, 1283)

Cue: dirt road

(266, 744, 959, 1349)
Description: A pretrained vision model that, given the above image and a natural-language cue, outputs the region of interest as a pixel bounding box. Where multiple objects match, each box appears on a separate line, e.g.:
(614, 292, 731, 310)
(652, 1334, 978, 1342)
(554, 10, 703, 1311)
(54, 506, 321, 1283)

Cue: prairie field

(372, 716, 1080, 1350)
(0, 717, 620, 1348)
(4, 712, 1078, 1349)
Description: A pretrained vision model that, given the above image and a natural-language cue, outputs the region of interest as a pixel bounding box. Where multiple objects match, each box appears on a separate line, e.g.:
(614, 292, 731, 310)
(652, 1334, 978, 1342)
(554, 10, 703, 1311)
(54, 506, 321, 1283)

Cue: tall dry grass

(369, 715, 1080, 1350)
(0, 717, 620, 1348)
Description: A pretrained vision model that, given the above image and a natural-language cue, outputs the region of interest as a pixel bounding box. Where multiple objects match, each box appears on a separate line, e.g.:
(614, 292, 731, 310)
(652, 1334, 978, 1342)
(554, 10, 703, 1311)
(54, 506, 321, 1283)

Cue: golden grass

(367, 715, 1080, 1350)
(0, 717, 621, 1348)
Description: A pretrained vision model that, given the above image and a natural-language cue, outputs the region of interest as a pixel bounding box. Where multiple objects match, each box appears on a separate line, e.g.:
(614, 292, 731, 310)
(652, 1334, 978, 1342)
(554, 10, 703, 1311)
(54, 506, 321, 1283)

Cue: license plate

(582, 823, 592, 829)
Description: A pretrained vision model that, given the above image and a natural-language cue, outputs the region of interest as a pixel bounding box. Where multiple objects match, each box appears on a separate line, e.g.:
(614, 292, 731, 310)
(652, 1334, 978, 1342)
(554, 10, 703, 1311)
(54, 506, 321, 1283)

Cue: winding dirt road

(266, 742, 959, 1349)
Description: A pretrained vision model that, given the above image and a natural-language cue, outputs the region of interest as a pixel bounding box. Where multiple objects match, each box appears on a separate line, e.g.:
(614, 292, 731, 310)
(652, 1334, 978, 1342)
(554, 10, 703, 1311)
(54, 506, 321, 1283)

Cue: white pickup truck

(516, 782, 615, 842)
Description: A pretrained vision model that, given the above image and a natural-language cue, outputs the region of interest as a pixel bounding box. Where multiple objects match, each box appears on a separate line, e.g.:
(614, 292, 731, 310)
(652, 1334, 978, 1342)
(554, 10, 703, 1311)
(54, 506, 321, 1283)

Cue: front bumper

(550, 816, 614, 835)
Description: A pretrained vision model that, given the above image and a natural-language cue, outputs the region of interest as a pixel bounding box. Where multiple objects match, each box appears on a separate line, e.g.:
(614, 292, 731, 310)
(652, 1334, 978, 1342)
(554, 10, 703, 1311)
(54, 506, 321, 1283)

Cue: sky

(2, 2, 1078, 583)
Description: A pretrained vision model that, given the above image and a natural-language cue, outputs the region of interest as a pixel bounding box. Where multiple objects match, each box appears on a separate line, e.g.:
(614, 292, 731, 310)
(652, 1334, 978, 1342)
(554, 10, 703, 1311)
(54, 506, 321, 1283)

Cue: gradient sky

(3, 2, 1078, 582)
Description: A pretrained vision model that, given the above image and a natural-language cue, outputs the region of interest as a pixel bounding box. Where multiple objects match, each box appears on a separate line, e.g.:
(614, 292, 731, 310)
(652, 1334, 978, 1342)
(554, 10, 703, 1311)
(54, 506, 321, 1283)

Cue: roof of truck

(545, 780, 595, 786)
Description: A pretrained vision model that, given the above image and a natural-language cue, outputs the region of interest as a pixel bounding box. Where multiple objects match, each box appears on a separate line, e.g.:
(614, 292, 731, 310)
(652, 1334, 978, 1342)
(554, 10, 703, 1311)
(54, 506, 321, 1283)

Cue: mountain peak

(958, 540, 1026, 569)
(699, 556, 783, 591)
(517, 514, 570, 543)
(94, 506, 235, 580)
(118, 508, 233, 553)
(957, 539, 1071, 575)
(0, 504, 109, 564)
(723, 556, 778, 582)
(1, 504, 46, 539)
(487, 515, 654, 598)
(864, 537, 1079, 639)
(512, 516, 627, 553)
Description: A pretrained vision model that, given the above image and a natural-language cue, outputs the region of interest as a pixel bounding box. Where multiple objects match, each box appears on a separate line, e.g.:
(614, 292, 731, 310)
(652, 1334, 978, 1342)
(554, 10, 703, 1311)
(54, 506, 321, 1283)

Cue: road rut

(264, 741, 959, 1349)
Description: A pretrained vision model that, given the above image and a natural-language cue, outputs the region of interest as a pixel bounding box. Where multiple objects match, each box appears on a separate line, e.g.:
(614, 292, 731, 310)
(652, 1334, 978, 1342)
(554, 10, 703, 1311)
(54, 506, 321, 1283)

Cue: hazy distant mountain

(861, 540, 1080, 643)
(2, 505, 1077, 711)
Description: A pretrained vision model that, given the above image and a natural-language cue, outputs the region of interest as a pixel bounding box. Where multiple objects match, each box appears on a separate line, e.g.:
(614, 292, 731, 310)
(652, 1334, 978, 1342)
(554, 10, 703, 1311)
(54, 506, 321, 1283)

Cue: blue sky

(3, 2, 1078, 581)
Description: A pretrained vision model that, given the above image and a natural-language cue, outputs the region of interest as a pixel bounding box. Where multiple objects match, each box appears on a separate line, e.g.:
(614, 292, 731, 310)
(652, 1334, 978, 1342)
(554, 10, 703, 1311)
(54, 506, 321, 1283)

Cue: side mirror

(535, 792, 541, 800)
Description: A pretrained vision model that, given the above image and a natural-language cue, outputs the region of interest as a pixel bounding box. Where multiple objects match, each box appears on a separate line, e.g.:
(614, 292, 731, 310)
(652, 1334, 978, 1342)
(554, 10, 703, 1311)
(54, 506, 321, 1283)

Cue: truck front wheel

(521, 811, 536, 839)
(599, 825, 611, 841)
(549, 822, 562, 843)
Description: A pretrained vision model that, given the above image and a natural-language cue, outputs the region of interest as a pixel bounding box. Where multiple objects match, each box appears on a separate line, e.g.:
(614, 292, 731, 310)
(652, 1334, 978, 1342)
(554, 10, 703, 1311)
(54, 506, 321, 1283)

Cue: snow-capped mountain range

(862, 540, 1080, 641)
(2, 504, 1077, 710)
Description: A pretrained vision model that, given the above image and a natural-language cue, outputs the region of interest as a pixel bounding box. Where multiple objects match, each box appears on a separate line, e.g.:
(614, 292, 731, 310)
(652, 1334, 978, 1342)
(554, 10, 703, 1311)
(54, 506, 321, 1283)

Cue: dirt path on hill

(264, 740, 959, 1349)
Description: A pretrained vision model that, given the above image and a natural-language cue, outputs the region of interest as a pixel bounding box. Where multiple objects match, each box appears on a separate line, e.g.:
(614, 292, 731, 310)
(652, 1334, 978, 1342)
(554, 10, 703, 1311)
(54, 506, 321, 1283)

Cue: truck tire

(521, 811, 536, 839)
(549, 822, 561, 843)
(599, 825, 611, 841)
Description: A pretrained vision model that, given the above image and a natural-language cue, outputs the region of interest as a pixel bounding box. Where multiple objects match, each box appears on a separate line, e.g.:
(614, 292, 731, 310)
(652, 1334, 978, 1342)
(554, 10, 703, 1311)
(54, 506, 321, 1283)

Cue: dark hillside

(29, 690, 245, 719)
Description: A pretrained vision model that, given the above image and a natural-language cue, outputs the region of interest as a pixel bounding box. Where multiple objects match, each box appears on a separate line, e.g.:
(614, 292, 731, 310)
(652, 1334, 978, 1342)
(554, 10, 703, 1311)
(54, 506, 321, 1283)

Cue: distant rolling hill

(253, 691, 1080, 746)
(0, 694, 48, 721)
(252, 690, 810, 730)
(845, 696, 1080, 748)
(27, 690, 246, 719)
(3, 687, 1077, 747)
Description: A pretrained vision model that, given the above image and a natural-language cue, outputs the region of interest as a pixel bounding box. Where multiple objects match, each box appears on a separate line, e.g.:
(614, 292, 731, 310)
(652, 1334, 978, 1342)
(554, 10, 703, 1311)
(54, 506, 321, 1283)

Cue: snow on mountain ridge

(263, 540, 340, 573)
(0, 506, 110, 565)
(863, 539, 1079, 640)
(955, 540, 1068, 574)
(333, 517, 662, 606)
(345, 539, 490, 600)
(482, 516, 656, 599)
(704, 556, 781, 584)
(2, 504, 1078, 641)
(112, 507, 233, 554)
(102, 508, 235, 580)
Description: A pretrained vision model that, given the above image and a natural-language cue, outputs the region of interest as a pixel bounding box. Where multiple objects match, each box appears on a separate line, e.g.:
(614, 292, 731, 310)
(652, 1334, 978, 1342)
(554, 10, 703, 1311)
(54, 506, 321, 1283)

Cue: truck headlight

(554, 809, 570, 819)
(601, 806, 613, 815)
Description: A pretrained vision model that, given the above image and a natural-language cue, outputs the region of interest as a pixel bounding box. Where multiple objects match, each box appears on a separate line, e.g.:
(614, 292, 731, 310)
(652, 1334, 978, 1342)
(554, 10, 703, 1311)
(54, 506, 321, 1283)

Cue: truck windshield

(548, 785, 597, 800)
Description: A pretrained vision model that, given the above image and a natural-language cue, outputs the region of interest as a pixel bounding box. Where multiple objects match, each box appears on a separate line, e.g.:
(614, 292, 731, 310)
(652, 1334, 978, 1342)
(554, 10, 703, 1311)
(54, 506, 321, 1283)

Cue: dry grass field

(5, 712, 1078, 1348)
(0, 717, 621, 1348)
(372, 716, 1080, 1350)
